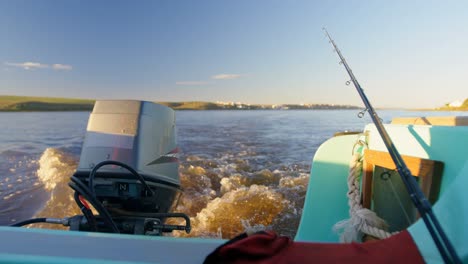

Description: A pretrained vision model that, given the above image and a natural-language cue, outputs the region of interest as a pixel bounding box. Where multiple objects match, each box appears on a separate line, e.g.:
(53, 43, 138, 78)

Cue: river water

(0, 110, 464, 238)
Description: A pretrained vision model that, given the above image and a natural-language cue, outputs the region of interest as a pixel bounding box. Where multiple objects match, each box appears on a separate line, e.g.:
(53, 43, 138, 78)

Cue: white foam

(175, 184, 288, 238)
(31, 148, 81, 228)
(37, 148, 77, 191)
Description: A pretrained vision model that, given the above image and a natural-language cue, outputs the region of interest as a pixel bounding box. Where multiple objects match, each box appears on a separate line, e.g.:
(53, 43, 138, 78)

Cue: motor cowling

(74, 100, 181, 215)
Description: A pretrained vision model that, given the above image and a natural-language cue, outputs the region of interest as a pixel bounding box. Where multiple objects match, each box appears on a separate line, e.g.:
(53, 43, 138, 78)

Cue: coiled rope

(333, 137, 394, 242)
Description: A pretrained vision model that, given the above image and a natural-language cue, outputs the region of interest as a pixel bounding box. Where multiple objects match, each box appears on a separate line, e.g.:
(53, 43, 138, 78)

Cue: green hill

(0, 97, 230, 111)
(0, 95, 95, 111)
(158, 101, 222, 110)
(0, 97, 226, 111)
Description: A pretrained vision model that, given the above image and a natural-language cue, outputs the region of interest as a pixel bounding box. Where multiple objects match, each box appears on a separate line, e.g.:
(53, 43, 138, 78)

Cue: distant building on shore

(447, 99, 465, 108)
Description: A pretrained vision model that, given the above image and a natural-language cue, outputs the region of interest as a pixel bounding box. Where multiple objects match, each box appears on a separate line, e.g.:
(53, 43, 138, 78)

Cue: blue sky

(0, 1, 467, 108)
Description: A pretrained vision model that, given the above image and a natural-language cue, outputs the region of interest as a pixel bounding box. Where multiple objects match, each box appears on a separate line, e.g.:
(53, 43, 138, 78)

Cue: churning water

(0, 110, 465, 238)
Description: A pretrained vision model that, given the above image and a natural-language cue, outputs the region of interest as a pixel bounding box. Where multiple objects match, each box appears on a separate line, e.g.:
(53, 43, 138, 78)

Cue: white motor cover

(76, 100, 179, 186)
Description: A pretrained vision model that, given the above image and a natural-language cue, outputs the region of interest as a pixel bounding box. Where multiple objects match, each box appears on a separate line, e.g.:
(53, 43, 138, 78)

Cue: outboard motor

(69, 100, 190, 235)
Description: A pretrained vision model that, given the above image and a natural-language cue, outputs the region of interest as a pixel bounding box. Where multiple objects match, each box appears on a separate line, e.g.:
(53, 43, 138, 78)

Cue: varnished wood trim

(391, 116, 468, 126)
(361, 149, 443, 208)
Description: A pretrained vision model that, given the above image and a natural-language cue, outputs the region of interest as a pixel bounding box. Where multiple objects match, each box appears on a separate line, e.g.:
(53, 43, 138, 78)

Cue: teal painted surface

(295, 134, 359, 242)
(409, 160, 468, 264)
(296, 124, 468, 263)
(402, 125, 468, 264)
(366, 125, 468, 193)
(0, 226, 224, 263)
(0, 254, 146, 264)
(0, 225, 225, 244)
(364, 124, 468, 263)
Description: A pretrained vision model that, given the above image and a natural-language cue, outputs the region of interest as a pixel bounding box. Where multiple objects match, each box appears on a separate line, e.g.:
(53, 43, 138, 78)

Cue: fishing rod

(322, 28, 460, 264)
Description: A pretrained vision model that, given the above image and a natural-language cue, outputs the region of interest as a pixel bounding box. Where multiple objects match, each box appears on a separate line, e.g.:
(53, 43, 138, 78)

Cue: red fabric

(206, 231, 425, 264)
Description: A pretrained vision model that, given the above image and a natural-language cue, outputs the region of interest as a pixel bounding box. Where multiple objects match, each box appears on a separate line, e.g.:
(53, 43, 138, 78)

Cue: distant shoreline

(0, 95, 362, 112)
(0, 96, 95, 112)
(0, 95, 466, 112)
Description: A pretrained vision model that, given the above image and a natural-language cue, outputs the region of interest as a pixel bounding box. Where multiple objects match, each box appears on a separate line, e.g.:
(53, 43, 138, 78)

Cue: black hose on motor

(68, 160, 156, 233)
(68, 175, 120, 233)
(73, 192, 97, 231)
(10, 161, 157, 234)
(7, 177, 119, 233)
(9, 161, 153, 234)
(10, 218, 48, 227)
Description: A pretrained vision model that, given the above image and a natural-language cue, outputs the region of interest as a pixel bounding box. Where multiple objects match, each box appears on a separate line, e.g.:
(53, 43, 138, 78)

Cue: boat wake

(171, 155, 309, 239)
(32, 148, 80, 229)
(30, 148, 309, 238)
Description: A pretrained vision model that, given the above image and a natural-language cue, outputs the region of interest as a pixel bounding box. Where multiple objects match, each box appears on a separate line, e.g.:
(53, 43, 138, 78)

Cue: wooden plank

(391, 116, 468, 126)
(362, 160, 374, 209)
(362, 149, 443, 208)
(364, 149, 436, 177)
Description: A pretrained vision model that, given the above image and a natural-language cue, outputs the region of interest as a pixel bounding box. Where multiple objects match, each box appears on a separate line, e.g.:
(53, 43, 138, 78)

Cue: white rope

(333, 140, 394, 242)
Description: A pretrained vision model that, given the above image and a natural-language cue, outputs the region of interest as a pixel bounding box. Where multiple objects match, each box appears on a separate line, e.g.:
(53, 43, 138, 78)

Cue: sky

(0, 0, 467, 108)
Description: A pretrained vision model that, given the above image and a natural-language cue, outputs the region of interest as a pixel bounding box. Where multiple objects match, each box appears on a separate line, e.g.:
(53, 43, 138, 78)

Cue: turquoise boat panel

(0, 226, 225, 263)
(366, 124, 468, 193)
(409, 160, 468, 264)
(0, 253, 143, 264)
(362, 124, 468, 263)
(296, 123, 468, 264)
(295, 134, 359, 242)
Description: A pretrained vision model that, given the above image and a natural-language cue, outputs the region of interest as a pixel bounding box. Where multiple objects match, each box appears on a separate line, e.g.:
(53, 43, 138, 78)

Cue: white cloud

(5, 61, 49, 70)
(52, 64, 73, 71)
(211, 74, 242, 80)
(176, 73, 243, 86)
(4, 61, 73, 71)
(176, 81, 209, 86)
